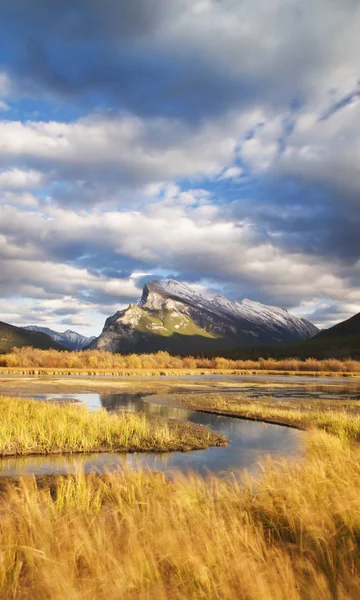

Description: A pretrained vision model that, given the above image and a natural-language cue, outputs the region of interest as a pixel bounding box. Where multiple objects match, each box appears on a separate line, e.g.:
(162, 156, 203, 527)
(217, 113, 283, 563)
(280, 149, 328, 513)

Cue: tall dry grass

(0, 432, 360, 598)
(0, 396, 225, 456)
(176, 393, 360, 441)
(0, 347, 359, 373)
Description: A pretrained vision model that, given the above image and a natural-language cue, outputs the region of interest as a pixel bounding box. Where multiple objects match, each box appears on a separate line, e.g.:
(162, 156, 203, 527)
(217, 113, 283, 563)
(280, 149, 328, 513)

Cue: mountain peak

(91, 279, 319, 353)
(145, 279, 196, 295)
(141, 279, 205, 307)
(239, 298, 257, 306)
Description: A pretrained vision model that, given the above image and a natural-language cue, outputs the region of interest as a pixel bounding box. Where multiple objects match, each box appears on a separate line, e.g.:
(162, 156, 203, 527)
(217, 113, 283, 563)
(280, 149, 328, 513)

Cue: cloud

(0, 184, 359, 331)
(0, 72, 11, 97)
(0, 112, 258, 196)
(1, 192, 39, 207)
(1, 0, 359, 121)
(217, 166, 243, 181)
(0, 187, 359, 332)
(0, 296, 110, 334)
(0, 249, 143, 334)
(0, 1, 359, 332)
(291, 300, 360, 329)
(0, 168, 44, 190)
(279, 98, 360, 199)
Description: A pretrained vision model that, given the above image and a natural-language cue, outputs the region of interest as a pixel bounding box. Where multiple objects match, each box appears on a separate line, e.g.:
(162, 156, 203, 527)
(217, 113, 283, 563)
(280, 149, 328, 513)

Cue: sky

(0, 0, 359, 336)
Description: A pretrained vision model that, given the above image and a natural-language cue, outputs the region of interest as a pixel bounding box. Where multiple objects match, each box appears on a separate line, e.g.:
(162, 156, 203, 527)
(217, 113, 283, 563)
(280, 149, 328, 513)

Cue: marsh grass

(0, 396, 226, 456)
(175, 393, 360, 441)
(0, 432, 360, 598)
(1, 347, 360, 375)
(2, 391, 360, 597)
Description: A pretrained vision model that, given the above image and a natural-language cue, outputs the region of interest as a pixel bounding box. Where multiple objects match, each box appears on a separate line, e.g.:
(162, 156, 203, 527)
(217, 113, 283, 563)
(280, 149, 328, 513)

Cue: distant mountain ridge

(315, 312, 360, 339)
(0, 321, 66, 353)
(296, 312, 360, 359)
(24, 326, 96, 350)
(90, 279, 318, 354)
(223, 312, 360, 360)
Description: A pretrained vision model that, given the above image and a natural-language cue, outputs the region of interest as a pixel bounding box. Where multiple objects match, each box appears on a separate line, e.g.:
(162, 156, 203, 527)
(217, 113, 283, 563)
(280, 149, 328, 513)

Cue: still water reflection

(0, 391, 303, 479)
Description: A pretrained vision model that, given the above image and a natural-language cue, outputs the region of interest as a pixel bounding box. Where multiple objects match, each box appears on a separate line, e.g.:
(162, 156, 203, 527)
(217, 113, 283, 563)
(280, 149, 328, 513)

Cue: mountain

(90, 279, 318, 354)
(315, 312, 360, 339)
(0, 321, 66, 353)
(295, 312, 360, 359)
(24, 326, 96, 350)
(224, 313, 360, 360)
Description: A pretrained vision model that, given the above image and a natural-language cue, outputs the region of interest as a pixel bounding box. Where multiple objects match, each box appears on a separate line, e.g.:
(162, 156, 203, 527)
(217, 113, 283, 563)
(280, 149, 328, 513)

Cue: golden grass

(1, 367, 359, 380)
(0, 432, 360, 598)
(174, 393, 360, 441)
(2, 389, 360, 597)
(1, 347, 360, 375)
(0, 396, 226, 456)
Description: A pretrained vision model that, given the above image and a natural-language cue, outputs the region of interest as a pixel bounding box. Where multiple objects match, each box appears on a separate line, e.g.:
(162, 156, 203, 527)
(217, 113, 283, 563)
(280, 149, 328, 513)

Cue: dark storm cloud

(0, 0, 247, 119)
(1, 0, 356, 121)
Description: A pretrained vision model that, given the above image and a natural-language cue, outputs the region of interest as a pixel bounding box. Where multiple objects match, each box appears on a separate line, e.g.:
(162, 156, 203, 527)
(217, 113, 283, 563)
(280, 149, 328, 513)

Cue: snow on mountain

(24, 326, 96, 350)
(140, 280, 318, 340)
(90, 279, 319, 353)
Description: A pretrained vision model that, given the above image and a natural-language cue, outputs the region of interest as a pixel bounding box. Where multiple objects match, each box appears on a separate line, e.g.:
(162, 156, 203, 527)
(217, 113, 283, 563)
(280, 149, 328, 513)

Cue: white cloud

(130, 271, 156, 280)
(0, 109, 264, 194)
(0, 168, 44, 190)
(278, 97, 360, 198)
(158, 0, 360, 112)
(1, 191, 39, 207)
(0, 1, 359, 332)
(217, 166, 243, 181)
(1, 194, 359, 320)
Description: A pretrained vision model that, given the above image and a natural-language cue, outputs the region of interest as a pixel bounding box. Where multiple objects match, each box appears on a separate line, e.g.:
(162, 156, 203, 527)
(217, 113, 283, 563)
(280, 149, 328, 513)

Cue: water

(0, 391, 303, 479)
(4, 372, 359, 479)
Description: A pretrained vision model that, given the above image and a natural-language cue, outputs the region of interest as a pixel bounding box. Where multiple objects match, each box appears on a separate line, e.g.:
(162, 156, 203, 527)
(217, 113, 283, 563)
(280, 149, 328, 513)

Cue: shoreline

(0, 396, 227, 459)
(1, 368, 360, 378)
(144, 393, 306, 431)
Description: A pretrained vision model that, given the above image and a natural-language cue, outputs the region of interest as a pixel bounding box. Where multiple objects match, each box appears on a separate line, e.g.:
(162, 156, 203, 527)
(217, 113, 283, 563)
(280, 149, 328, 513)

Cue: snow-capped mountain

(24, 326, 96, 350)
(90, 279, 318, 354)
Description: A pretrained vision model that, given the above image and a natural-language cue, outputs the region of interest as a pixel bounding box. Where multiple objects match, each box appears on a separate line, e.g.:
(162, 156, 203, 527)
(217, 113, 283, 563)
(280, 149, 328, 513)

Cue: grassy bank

(0, 432, 359, 598)
(3, 367, 360, 377)
(173, 393, 360, 441)
(2, 390, 360, 597)
(1, 347, 360, 375)
(0, 396, 226, 456)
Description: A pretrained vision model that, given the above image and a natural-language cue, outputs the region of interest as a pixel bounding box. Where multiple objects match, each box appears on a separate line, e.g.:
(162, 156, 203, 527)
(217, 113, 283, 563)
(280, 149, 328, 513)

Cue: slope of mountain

(24, 326, 96, 350)
(293, 312, 360, 359)
(224, 313, 360, 360)
(90, 279, 318, 354)
(0, 321, 66, 354)
(315, 312, 360, 339)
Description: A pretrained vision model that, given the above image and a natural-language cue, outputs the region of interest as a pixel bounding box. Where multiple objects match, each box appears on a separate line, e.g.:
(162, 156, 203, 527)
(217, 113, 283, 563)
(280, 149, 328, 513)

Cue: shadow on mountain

(97, 331, 244, 356)
(220, 316, 360, 360)
(0, 321, 66, 353)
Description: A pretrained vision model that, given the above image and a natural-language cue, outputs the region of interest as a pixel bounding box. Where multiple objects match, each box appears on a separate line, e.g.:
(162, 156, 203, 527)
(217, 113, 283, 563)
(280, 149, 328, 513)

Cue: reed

(0, 396, 226, 456)
(0, 347, 359, 374)
(0, 432, 360, 598)
(175, 393, 360, 441)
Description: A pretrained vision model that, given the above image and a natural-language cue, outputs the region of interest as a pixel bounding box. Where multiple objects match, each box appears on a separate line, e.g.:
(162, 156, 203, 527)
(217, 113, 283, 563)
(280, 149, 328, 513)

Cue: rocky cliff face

(90, 279, 319, 354)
